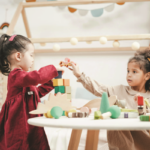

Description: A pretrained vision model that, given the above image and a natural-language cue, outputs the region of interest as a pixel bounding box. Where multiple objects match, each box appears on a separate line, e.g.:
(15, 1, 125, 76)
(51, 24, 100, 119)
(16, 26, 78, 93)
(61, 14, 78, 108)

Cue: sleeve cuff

(76, 72, 85, 82)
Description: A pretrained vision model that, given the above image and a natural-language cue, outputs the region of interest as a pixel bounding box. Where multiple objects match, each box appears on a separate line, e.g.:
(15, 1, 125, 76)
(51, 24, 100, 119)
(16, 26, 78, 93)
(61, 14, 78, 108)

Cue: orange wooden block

(63, 79, 70, 86)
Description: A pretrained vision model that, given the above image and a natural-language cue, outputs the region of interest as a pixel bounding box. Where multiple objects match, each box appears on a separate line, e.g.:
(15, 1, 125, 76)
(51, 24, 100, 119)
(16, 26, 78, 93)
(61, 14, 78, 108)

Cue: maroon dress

(0, 65, 58, 150)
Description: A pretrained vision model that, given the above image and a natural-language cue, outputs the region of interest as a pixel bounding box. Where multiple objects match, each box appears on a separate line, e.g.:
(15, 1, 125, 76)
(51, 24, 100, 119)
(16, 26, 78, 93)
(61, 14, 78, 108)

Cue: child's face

(20, 43, 34, 71)
(126, 61, 146, 88)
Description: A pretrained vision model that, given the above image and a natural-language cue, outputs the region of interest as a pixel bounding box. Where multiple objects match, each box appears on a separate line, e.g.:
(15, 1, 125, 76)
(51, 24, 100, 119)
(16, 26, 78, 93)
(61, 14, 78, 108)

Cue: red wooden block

(138, 96, 144, 105)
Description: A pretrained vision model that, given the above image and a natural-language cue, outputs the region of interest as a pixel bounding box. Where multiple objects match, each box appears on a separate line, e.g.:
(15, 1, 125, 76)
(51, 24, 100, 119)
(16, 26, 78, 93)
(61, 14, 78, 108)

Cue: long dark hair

(128, 47, 150, 91)
(0, 34, 32, 76)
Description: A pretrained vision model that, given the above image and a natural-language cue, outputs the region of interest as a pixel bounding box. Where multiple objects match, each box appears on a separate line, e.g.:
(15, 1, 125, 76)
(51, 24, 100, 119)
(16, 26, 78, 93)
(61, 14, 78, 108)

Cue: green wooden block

(140, 115, 150, 121)
(100, 92, 109, 114)
(55, 86, 65, 94)
(94, 110, 101, 120)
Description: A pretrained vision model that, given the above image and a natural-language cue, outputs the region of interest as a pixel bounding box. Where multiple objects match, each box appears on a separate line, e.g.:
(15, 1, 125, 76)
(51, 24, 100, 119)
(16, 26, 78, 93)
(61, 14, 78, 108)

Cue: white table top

(28, 116, 150, 130)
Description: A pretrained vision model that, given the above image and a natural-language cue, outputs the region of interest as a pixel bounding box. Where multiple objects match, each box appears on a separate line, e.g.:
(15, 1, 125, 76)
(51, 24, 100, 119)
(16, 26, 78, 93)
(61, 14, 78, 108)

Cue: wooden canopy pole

(34, 47, 147, 53)
(30, 34, 150, 43)
(23, 0, 150, 8)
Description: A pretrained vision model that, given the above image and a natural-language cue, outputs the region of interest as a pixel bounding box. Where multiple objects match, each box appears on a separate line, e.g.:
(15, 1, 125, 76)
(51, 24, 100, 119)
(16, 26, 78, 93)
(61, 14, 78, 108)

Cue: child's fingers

(68, 67, 73, 71)
(71, 62, 77, 69)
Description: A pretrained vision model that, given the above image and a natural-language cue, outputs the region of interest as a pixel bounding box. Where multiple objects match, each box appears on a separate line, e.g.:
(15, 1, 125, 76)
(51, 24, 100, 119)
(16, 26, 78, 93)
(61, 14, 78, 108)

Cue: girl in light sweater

(69, 48, 150, 150)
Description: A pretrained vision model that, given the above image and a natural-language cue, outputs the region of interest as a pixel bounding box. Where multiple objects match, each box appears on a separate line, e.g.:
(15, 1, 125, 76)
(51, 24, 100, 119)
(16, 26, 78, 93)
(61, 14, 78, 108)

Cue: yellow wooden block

(53, 79, 63, 86)
(69, 108, 76, 113)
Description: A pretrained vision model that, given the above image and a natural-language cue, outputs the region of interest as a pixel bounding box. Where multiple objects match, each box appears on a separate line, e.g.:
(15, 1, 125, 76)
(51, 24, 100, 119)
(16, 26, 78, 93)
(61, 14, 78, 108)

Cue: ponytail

(0, 34, 11, 75)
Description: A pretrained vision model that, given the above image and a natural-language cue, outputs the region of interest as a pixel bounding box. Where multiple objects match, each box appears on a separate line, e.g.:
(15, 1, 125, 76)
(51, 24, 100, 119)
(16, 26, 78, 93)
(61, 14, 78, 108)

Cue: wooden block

(63, 79, 70, 86)
(65, 86, 71, 93)
(55, 86, 65, 94)
(53, 79, 63, 86)
(55, 71, 62, 79)
(67, 93, 72, 100)
(137, 96, 144, 105)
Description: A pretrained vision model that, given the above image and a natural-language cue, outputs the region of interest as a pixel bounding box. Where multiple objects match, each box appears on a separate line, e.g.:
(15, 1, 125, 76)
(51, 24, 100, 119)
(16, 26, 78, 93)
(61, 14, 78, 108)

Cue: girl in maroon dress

(0, 34, 58, 150)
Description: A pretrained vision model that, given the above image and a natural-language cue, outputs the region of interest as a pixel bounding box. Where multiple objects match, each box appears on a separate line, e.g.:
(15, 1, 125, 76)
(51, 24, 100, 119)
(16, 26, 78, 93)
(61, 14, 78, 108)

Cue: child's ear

(15, 52, 22, 62)
(145, 72, 150, 81)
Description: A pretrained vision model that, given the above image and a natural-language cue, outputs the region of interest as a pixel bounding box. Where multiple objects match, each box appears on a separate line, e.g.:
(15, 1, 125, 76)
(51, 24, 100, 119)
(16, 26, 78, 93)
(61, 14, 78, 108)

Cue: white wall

(0, 1, 150, 100)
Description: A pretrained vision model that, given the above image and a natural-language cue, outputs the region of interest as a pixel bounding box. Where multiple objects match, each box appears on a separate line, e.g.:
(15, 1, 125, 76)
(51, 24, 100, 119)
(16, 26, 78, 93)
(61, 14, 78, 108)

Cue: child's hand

(134, 93, 141, 106)
(69, 62, 81, 78)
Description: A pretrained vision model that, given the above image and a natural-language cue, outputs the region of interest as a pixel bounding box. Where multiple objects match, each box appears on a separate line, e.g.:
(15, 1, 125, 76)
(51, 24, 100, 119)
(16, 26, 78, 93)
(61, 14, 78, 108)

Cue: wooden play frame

(1, 1, 150, 149)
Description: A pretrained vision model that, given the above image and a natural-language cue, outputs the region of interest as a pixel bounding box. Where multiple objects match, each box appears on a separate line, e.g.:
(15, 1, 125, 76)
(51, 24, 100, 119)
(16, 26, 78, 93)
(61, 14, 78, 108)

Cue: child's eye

(133, 71, 136, 73)
(127, 70, 129, 73)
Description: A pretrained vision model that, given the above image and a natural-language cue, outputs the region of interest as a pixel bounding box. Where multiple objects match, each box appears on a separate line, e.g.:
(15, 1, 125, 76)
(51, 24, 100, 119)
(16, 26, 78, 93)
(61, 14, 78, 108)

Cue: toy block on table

(101, 105, 121, 119)
(100, 92, 110, 114)
(65, 86, 71, 93)
(140, 115, 150, 121)
(118, 112, 138, 118)
(137, 96, 144, 105)
(45, 92, 72, 111)
(144, 98, 150, 108)
(55, 86, 65, 94)
(63, 79, 70, 86)
(53, 79, 63, 86)
(67, 93, 72, 100)
(51, 106, 63, 119)
(94, 111, 101, 120)
(55, 71, 62, 79)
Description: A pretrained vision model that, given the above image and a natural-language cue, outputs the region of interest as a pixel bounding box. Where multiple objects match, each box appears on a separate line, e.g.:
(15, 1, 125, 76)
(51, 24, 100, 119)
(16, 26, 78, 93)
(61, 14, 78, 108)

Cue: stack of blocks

(137, 96, 144, 116)
(53, 71, 72, 101)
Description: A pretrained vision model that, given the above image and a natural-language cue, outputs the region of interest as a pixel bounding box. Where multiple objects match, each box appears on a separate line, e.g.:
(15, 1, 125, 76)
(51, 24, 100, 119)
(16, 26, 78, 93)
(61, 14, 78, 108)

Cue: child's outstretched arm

(70, 63, 109, 97)
(11, 65, 58, 88)
(36, 67, 64, 98)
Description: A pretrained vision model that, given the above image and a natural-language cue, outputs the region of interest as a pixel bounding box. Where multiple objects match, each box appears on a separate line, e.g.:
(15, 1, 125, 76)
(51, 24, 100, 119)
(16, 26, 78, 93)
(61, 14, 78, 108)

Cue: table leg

(68, 129, 82, 150)
(85, 130, 100, 150)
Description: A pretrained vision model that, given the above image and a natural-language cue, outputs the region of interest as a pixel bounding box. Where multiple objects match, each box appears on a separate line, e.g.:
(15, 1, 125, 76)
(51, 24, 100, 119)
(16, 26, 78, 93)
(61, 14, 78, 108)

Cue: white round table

(28, 116, 150, 150)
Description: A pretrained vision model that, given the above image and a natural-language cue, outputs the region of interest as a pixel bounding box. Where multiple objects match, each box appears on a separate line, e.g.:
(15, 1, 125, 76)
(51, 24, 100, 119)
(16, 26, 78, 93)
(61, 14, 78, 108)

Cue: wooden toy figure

(59, 58, 76, 68)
